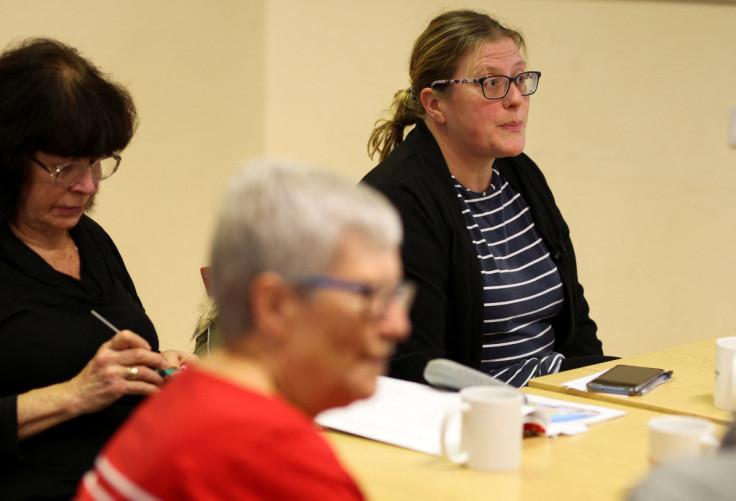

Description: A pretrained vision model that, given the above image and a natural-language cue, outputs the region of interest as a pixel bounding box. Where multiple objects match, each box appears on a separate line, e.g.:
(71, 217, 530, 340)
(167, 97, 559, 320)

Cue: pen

(639, 370, 673, 395)
(90, 309, 178, 378)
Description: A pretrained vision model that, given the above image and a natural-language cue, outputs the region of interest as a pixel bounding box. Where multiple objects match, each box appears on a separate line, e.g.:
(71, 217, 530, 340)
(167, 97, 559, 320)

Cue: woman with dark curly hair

(0, 38, 194, 500)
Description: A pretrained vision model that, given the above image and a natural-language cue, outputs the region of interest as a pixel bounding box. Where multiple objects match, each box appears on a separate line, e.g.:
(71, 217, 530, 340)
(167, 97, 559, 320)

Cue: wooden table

(529, 338, 735, 425)
(323, 387, 724, 501)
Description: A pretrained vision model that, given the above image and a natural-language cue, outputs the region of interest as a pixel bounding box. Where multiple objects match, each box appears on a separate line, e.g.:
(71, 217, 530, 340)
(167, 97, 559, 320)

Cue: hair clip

(409, 87, 417, 101)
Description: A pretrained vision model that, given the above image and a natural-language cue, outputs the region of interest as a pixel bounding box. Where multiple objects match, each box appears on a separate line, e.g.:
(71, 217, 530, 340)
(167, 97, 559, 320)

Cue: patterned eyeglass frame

(430, 71, 541, 100)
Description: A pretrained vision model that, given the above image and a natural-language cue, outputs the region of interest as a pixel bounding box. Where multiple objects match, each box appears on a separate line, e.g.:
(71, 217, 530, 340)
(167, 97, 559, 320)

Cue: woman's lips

(56, 206, 84, 216)
(502, 121, 524, 132)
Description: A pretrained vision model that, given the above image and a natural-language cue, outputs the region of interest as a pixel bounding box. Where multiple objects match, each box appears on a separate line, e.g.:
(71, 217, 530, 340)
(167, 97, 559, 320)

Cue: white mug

(440, 386, 523, 471)
(648, 416, 719, 466)
(714, 337, 736, 411)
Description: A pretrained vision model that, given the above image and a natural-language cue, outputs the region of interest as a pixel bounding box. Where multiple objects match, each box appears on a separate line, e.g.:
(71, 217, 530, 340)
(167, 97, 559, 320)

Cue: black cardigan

(362, 121, 602, 383)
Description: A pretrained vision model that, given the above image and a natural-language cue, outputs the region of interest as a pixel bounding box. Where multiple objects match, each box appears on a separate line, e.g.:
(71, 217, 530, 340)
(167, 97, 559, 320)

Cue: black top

(362, 120, 602, 384)
(0, 215, 158, 500)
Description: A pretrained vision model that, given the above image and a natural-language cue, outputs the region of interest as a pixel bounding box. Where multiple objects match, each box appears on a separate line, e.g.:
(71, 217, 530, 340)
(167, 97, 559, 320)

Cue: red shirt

(74, 368, 364, 501)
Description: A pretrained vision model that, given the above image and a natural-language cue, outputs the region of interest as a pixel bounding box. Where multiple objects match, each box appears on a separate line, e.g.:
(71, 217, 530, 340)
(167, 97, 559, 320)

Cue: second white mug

(714, 336, 736, 411)
(440, 385, 524, 471)
(648, 415, 719, 466)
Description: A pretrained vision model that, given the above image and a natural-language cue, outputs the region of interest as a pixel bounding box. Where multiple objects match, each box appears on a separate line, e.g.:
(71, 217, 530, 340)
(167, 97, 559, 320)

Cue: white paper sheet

(316, 376, 625, 456)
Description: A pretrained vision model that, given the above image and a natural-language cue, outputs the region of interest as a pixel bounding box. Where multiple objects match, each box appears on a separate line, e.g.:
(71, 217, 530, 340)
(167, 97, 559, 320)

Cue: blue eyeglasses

(298, 276, 416, 321)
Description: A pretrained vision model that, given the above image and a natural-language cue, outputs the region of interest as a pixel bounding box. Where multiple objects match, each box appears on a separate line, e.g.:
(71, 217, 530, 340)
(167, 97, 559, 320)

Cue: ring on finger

(126, 366, 139, 381)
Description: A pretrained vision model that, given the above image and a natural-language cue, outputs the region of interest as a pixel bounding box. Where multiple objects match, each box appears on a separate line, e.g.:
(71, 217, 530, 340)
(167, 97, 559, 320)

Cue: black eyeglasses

(298, 276, 416, 321)
(33, 154, 121, 188)
(430, 71, 541, 100)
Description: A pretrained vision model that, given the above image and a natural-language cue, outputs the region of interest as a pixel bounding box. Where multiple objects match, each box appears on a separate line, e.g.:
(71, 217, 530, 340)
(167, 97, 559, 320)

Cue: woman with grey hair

(75, 159, 413, 500)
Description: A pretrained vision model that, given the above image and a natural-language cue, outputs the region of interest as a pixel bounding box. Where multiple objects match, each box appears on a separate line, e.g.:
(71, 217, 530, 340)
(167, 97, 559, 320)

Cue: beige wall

(264, 0, 736, 357)
(1, 0, 265, 351)
(2, 0, 735, 357)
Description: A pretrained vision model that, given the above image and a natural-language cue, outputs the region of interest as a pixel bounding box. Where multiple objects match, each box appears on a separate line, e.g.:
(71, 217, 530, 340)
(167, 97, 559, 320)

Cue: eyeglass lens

(483, 72, 538, 99)
(55, 157, 119, 187)
(367, 282, 416, 320)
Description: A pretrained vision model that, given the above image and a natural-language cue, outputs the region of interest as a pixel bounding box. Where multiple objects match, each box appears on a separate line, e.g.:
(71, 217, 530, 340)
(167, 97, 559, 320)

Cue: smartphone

(586, 365, 668, 396)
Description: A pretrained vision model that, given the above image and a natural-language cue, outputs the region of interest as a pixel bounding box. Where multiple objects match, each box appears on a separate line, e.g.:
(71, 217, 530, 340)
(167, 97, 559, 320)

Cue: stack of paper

(316, 376, 625, 456)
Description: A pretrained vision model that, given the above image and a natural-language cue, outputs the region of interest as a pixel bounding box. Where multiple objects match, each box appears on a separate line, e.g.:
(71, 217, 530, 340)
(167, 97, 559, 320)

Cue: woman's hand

(64, 330, 169, 416)
(16, 331, 200, 441)
(17, 330, 172, 441)
(160, 350, 199, 374)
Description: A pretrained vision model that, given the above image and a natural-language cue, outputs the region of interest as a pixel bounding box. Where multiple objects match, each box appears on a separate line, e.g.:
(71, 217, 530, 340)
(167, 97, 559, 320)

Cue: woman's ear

(420, 87, 446, 125)
(249, 272, 297, 340)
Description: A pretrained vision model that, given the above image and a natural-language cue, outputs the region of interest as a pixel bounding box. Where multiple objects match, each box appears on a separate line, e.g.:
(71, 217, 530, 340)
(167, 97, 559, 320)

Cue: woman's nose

(70, 168, 98, 193)
(504, 80, 524, 107)
(376, 301, 412, 342)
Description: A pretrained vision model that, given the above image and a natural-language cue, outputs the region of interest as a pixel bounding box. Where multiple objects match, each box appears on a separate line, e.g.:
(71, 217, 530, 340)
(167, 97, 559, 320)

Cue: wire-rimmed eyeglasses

(430, 71, 541, 100)
(298, 276, 416, 321)
(33, 154, 121, 188)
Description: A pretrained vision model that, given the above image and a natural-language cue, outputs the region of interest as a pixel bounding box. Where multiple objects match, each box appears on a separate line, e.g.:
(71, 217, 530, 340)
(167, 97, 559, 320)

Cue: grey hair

(208, 157, 402, 340)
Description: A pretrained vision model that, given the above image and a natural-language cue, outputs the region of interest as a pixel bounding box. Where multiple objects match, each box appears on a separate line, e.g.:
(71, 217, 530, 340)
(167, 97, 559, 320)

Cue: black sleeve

(377, 181, 452, 382)
(0, 395, 18, 466)
(363, 166, 460, 382)
(558, 236, 602, 357)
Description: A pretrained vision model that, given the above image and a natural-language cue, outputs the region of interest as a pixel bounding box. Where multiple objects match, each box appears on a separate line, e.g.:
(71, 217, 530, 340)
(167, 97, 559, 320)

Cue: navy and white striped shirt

(454, 168, 564, 387)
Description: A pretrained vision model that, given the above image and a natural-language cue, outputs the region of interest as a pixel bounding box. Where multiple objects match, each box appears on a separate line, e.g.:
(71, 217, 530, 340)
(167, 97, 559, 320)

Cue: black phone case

(586, 365, 665, 395)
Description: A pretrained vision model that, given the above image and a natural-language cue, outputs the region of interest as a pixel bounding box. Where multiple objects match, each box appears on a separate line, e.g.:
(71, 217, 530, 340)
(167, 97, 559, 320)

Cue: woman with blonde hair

(363, 9, 613, 387)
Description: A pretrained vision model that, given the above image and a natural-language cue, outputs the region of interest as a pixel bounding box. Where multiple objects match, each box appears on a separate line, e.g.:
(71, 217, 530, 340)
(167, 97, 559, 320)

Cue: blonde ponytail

(367, 88, 424, 162)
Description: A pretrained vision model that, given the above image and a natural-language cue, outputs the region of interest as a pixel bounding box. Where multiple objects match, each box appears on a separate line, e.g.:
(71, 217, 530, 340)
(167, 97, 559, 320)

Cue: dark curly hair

(0, 38, 138, 224)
